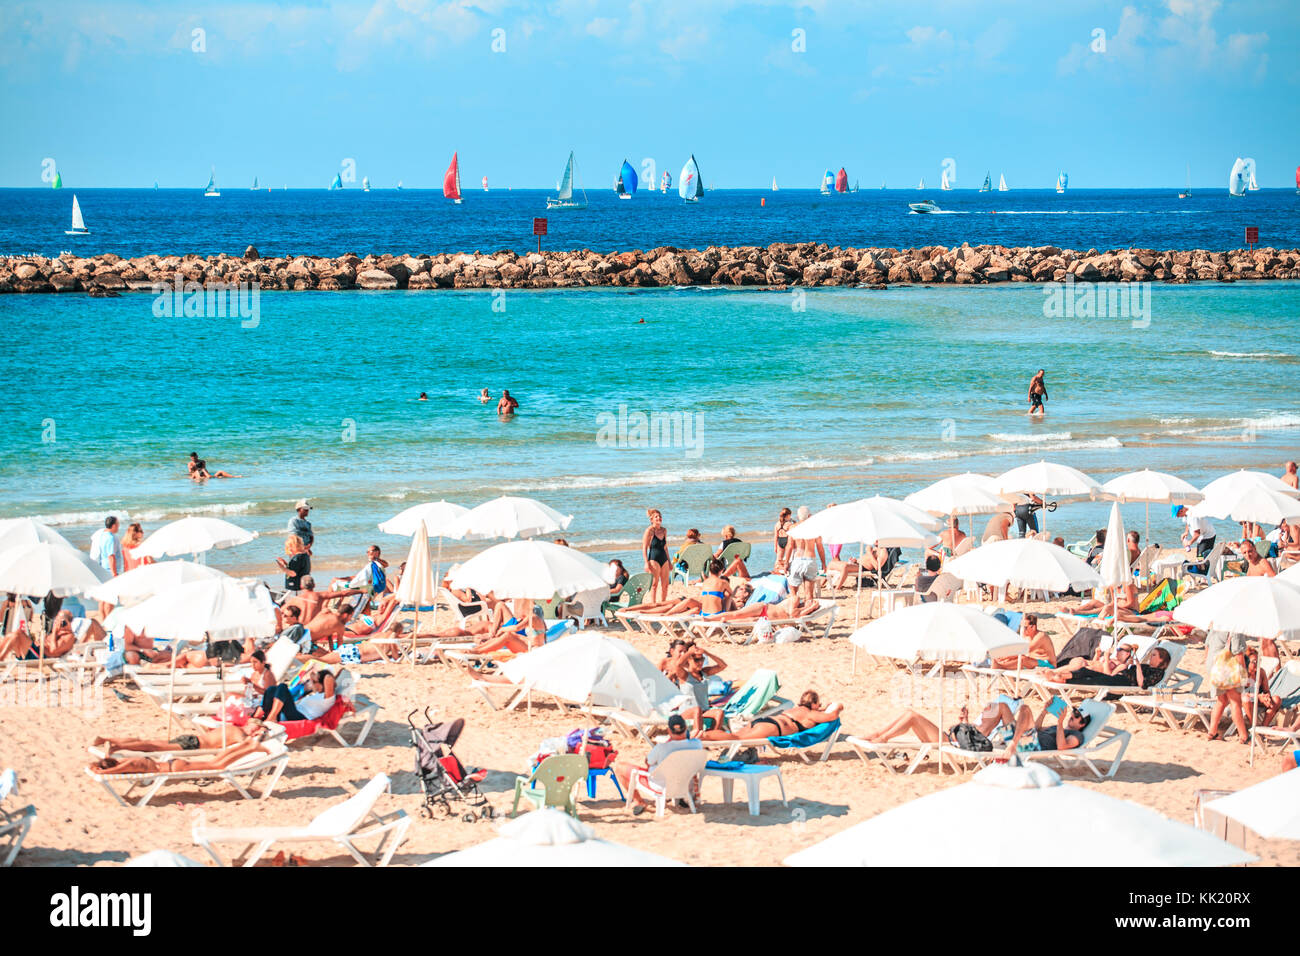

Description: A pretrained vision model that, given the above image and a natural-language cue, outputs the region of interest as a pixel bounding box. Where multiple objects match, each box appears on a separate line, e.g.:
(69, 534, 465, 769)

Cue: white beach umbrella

(0, 517, 76, 557)
(0, 541, 109, 598)
(500, 631, 681, 716)
(135, 516, 257, 559)
(1102, 468, 1204, 546)
(1192, 484, 1300, 526)
(996, 460, 1100, 534)
(784, 763, 1255, 867)
(905, 474, 1009, 518)
(124, 849, 206, 867)
(449, 540, 609, 600)
(422, 808, 685, 867)
(378, 500, 469, 537)
(86, 559, 228, 607)
(1097, 503, 1130, 620)
(1172, 576, 1300, 639)
(850, 602, 1027, 662)
(945, 537, 1102, 593)
(118, 577, 277, 643)
(395, 520, 437, 665)
(449, 495, 573, 541)
(1203, 768, 1300, 841)
(1201, 469, 1300, 500)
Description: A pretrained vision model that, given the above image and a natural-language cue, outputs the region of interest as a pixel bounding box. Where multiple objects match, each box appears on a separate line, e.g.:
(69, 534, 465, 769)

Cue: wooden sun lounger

(87, 739, 291, 807)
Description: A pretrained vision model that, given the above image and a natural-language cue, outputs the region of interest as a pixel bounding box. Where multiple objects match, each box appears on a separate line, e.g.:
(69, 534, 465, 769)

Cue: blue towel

(706, 760, 770, 772)
(769, 719, 841, 749)
(708, 677, 732, 697)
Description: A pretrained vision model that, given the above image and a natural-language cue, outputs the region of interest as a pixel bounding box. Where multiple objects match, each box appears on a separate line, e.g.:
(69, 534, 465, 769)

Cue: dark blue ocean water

(3, 187, 1298, 259)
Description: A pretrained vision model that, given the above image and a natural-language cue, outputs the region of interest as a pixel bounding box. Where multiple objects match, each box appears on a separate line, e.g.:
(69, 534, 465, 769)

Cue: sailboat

(979, 171, 991, 193)
(940, 169, 952, 191)
(153, 181, 159, 190)
(819, 169, 834, 194)
(1248, 165, 1260, 191)
(916, 177, 925, 190)
(615, 159, 638, 199)
(1056, 171, 1068, 193)
(444, 152, 462, 203)
(1228, 158, 1251, 197)
(396, 180, 403, 191)
(679, 155, 703, 203)
(1295, 165, 1299, 195)
(482, 176, 489, 192)
(362, 176, 370, 192)
(1179, 163, 1191, 199)
(881, 180, 886, 190)
(250, 176, 258, 190)
(65, 195, 89, 235)
(546, 151, 587, 209)
(52, 171, 62, 190)
(661, 170, 671, 193)
(998, 173, 1008, 192)
(834, 168, 848, 193)
(329, 172, 343, 191)
(204, 168, 220, 197)
(771, 176, 778, 191)
(851, 180, 859, 193)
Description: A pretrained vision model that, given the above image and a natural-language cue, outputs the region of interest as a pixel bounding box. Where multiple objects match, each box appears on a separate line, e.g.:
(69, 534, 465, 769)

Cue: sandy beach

(5, 576, 1295, 868)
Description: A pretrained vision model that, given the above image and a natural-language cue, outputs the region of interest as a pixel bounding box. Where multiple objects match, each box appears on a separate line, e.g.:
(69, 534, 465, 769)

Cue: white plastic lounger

(942, 700, 1132, 779)
(1021, 641, 1195, 702)
(1, 769, 35, 868)
(1117, 693, 1217, 734)
(689, 605, 837, 644)
(844, 735, 937, 775)
(701, 721, 841, 764)
(192, 773, 409, 867)
(164, 695, 380, 748)
(87, 739, 290, 807)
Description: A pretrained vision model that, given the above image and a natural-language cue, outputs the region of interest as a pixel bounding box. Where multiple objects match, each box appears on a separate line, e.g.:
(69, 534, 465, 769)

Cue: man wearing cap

(1174, 504, 1215, 567)
(289, 500, 314, 552)
(614, 713, 703, 815)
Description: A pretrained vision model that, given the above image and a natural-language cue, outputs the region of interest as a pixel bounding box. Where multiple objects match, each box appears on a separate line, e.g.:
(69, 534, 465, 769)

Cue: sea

(1, 187, 1298, 581)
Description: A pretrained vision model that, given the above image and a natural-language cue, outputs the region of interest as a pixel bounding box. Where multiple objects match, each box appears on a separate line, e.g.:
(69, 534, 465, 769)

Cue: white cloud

(585, 17, 617, 37)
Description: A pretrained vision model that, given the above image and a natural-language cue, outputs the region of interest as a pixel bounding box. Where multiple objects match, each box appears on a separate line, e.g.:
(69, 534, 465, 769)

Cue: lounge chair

(87, 738, 291, 807)
(942, 700, 1132, 779)
(593, 669, 788, 744)
(844, 736, 939, 775)
(192, 773, 409, 867)
(1249, 660, 1300, 752)
(626, 749, 711, 818)
(688, 604, 837, 644)
(606, 572, 652, 623)
(1020, 641, 1197, 702)
(0, 769, 35, 868)
(718, 541, 752, 572)
(705, 719, 842, 764)
(511, 754, 587, 817)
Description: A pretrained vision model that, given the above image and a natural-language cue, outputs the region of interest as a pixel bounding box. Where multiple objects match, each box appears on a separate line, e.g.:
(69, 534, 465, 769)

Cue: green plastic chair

(718, 541, 752, 570)
(671, 543, 715, 585)
(604, 572, 652, 616)
(511, 754, 589, 817)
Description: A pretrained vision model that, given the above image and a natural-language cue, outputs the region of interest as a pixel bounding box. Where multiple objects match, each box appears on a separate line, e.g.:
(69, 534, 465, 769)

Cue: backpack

(947, 722, 993, 752)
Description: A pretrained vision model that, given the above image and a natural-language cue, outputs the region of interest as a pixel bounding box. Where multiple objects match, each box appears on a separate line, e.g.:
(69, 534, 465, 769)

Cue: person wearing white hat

(288, 499, 314, 552)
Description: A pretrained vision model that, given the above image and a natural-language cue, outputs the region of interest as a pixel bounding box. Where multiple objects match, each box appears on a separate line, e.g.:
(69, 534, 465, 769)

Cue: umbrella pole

(853, 543, 863, 629)
(938, 669, 945, 774)
(431, 536, 443, 634)
(1250, 639, 1266, 767)
(411, 607, 419, 669)
(166, 644, 178, 739)
(219, 653, 227, 749)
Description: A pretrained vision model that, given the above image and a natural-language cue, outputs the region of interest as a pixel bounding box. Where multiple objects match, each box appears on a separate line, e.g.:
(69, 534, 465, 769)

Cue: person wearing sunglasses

(1001, 698, 1091, 757)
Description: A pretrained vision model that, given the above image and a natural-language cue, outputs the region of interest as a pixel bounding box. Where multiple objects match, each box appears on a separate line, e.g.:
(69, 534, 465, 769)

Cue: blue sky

(2, 0, 1297, 188)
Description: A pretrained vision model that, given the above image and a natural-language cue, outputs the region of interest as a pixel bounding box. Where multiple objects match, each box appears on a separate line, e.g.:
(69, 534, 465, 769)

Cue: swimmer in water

(193, 458, 238, 480)
(1028, 369, 1048, 416)
(418, 392, 428, 401)
(479, 388, 491, 404)
(497, 389, 519, 416)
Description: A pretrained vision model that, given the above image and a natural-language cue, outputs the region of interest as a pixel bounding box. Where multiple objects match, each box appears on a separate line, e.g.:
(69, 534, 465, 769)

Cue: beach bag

(1210, 647, 1247, 691)
(565, 728, 616, 768)
(947, 722, 993, 752)
(774, 626, 801, 644)
(752, 619, 774, 644)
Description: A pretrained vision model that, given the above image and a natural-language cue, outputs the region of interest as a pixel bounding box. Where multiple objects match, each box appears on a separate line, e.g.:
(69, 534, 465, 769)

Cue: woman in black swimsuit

(699, 690, 843, 741)
(643, 507, 671, 603)
(773, 508, 794, 570)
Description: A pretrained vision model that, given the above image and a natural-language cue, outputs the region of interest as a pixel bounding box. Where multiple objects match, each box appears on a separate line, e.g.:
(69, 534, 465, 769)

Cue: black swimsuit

(647, 528, 668, 565)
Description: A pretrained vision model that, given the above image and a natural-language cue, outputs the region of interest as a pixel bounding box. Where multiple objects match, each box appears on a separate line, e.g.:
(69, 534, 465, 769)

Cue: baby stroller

(408, 710, 492, 821)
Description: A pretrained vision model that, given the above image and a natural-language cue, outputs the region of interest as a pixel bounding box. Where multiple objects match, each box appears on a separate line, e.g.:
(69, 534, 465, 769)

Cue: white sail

(998, 173, 1008, 191)
(917, 177, 925, 189)
(1228, 157, 1250, 196)
(547, 151, 587, 208)
(1056, 171, 1068, 193)
(67, 195, 88, 234)
(940, 169, 951, 190)
(679, 155, 703, 201)
(204, 168, 220, 196)
(1247, 159, 1259, 190)
(557, 153, 574, 200)
(362, 176, 370, 191)
(771, 176, 778, 191)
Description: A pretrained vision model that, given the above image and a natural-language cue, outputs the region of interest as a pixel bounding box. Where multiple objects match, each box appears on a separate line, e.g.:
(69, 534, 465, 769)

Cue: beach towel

(705, 760, 766, 772)
(278, 696, 355, 740)
(1058, 627, 1106, 664)
(1139, 579, 1180, 613)
(767, 719, 840, 750)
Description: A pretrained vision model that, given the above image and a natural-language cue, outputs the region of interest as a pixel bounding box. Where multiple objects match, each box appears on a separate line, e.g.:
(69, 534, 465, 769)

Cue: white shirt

(646, 736, 702, 773)
(1185, 514, 1216, 541)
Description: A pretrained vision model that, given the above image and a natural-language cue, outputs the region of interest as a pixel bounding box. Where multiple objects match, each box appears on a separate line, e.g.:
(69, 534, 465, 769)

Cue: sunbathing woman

(699, 690, 841, 741)
(317, 622, 406, 665)
(1063, 583, 1164, 625)
(472, 599, 544, 655)
(865, 699, 1014, 745)
(90, 729, 269, 775)
(707, 592, 820, 623)
(343, 592, 400, 637)
(827, 545, 888, 590)
(1040, 646, 1170, 688)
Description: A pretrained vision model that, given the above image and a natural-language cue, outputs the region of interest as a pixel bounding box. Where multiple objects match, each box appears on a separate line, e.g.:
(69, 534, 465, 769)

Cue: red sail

(835, 167, 848, 193)
(1295, 165, 1299, 188)
(443, 152, 461, 200)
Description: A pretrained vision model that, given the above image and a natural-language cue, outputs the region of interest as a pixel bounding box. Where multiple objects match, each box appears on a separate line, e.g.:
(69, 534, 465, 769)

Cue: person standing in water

(1028, 370, 1048, 415)
(497, 389, 519, 416)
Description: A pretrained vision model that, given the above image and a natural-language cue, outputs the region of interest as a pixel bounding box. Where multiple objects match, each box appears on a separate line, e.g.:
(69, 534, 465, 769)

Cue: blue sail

(618, 160, 638, 196)
(330, 172, 343, 190)
(679, 155, 702, 200)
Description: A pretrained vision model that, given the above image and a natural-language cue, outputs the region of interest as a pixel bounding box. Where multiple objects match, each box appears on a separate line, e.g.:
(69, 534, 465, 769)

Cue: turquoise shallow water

(1, 281, 1297, 576)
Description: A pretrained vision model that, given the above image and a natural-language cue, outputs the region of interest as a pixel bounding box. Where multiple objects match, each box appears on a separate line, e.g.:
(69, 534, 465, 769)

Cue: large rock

(356, 269, 398, 290)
